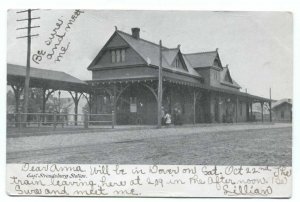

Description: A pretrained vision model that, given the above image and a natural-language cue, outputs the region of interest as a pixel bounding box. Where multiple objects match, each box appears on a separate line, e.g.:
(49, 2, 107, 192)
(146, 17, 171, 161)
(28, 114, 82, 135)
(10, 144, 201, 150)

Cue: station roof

(7, 62, 270, 103)
(272, 99, 292, 109)
(92, 30, 203, 79)
(184, 51, 218, 68)
(7, 64, 89, 92)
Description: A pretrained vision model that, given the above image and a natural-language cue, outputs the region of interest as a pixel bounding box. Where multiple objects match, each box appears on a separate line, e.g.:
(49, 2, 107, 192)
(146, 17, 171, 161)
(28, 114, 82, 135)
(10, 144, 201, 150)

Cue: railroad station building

(87, 27, 271, 125)
(7, 27, 272, 126)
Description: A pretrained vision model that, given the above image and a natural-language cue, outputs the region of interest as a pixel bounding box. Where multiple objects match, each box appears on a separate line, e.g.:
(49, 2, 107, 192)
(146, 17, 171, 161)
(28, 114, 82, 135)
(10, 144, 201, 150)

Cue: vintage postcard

(6, 10, 292, 197)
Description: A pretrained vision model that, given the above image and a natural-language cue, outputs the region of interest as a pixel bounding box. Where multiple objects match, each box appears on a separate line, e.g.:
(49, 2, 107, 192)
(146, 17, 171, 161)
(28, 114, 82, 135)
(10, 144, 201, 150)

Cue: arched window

(213, 58, 219, 67)
(175, 58, 179, 68)
(225, 72, 233, 83)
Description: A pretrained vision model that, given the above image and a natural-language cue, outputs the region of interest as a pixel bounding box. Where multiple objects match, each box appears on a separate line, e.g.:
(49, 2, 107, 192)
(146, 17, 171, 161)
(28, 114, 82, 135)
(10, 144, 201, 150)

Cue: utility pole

(269, 88, 272, 122)
(157, 40, 163, 128)
(16, 9, 40, 126)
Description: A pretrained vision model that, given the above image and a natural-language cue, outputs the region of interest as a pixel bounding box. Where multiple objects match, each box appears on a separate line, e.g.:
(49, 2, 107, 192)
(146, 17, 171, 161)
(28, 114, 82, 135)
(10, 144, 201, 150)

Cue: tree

(7, 90, 16, 107)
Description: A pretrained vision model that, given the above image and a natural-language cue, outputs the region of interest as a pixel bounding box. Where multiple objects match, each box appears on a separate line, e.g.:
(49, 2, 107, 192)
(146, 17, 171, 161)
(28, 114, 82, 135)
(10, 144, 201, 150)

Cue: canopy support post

(261, 101, 264, 122)
(69, 91, 82, 126)
(112, 84, 117, 127)
(41, 88, 55, 123)
(11, 84, 23, 127)
(235, 96, 238, 123)
(269, 88, 272, 122)
(193, 90, 196, 124)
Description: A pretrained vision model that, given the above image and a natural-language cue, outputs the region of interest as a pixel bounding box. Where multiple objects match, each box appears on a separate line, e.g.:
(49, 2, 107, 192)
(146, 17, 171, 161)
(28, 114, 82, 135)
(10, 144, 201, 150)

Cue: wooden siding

(273, 103, 292, 122)
(106, 33, 128, 48)
(171, 54, 186, 71)
(93, 34, 146, 71)
(92, 66, 157, 80)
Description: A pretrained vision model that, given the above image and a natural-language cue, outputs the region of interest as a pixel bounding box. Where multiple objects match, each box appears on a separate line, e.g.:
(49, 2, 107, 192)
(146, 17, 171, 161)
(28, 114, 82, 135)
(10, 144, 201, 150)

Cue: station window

(121, 49, 126, 62)
(214, 58, 220, 67)
(213, 71, 219, 80)
(111, 51, 116, 63)
(175, 58, 179, 68)
(111, 49, 126, 63)
(116, 50, 121, 63)
(130, 97, 137, 113)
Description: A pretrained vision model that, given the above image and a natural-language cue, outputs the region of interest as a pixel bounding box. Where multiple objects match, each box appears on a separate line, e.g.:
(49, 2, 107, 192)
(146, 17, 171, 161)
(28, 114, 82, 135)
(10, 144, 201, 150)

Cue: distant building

(251, 109, 270, 122)
(59, 97, 87, 125)
(251, 103, 270, 122)
(272, 99, 292, 122)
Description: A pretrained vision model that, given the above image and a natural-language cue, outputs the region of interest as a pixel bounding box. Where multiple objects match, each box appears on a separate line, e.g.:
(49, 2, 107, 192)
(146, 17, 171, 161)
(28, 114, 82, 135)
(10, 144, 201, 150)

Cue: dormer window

(213, 70, 219, 80)
(175, 58, 179, 68)
(224, 71, 233, 83)
(111, 49, 126, 63)
(213, 58, 220, 67)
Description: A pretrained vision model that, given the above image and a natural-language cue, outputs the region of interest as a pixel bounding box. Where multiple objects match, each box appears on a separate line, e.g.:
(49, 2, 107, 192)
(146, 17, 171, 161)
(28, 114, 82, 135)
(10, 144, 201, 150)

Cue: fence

(6, 111, 115, 130)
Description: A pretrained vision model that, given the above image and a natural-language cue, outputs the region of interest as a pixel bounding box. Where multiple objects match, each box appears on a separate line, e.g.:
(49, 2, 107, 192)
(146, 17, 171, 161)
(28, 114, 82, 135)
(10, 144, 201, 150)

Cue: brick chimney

(131, 27, 140, 39)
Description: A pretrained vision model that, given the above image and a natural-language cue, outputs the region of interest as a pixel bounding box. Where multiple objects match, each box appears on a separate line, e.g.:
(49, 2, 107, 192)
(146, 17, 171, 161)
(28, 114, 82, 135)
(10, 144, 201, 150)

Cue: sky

(7, 10, 293, 100)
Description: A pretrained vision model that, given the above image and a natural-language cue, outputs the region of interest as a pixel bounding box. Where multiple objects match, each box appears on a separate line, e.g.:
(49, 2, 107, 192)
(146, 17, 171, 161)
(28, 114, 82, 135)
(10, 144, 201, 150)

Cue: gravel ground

(6, 123, 292, 166)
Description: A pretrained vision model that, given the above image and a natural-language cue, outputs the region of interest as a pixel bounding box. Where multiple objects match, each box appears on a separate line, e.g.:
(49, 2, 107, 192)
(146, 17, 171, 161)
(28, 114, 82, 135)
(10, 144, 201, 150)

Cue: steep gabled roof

(7, 63, 86, 85)
(272, 99, 292, 109)
(88, 31, 117, 70)
(184, 51, 218, 68)
(162, 48, 179, 65)
(182, 53, 201, 77)
(116, 30, 166, 67)
(220, 65, 241, 89)
(7, 63, 88, 92)
(96, 30, 202, 78)
(162, 48, 201, 77)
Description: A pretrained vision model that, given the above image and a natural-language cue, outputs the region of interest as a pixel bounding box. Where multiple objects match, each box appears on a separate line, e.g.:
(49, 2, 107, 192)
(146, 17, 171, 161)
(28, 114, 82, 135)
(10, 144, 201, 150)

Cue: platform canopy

(7, 64, 89, 92)
(7, 63, 270, 103)
(87, 75, 271, 103)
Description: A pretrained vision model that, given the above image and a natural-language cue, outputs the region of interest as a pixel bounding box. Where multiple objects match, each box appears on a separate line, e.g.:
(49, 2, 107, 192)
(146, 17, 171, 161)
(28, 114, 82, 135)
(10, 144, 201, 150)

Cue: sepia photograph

(4, 8, 293, 197)
(6, 10, 292, 165)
